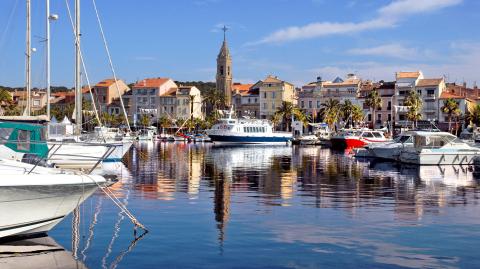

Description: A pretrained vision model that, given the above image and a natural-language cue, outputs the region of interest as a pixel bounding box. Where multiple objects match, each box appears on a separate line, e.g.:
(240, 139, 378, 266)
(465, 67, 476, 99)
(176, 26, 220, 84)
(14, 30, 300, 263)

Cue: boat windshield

(414, 134, 457, 148)
(394, 135, 412, 143)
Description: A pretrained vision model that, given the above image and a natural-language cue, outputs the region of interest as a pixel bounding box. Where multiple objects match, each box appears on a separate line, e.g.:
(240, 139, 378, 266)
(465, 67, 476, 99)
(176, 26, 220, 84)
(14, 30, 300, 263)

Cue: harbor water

(5, 143, 480, 268)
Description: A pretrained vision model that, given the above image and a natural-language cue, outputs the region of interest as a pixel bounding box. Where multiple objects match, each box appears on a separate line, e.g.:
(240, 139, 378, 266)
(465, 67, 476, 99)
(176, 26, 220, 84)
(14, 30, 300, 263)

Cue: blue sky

(0, 0, 478, 88)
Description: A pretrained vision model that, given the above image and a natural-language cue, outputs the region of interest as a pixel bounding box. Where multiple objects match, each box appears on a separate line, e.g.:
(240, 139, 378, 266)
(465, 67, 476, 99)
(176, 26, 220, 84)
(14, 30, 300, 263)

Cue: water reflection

(0, 236, 88, 269)
(123, 144, 480, 216)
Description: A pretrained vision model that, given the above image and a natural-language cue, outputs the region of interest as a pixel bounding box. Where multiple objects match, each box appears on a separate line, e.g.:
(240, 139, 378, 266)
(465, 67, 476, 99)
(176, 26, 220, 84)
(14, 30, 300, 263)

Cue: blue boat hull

(209, 135, 291, 144)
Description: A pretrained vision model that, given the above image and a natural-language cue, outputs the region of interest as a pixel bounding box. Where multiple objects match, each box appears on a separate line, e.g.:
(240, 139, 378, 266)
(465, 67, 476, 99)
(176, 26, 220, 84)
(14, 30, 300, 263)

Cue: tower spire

(222, 25, 228, 42)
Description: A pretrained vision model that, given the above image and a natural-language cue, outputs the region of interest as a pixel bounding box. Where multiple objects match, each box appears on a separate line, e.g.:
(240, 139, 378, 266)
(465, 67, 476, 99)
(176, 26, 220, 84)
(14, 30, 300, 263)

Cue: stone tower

(216, 26, 232, 108)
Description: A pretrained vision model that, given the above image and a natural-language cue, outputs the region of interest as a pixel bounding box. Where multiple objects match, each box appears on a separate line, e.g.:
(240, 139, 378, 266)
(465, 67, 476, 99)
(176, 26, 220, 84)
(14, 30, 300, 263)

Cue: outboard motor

(21, 153, 53, 168)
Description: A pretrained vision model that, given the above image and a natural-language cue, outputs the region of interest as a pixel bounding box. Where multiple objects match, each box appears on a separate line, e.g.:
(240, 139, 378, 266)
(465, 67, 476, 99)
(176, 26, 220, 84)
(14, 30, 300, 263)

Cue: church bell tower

(216, 26, 232, 108)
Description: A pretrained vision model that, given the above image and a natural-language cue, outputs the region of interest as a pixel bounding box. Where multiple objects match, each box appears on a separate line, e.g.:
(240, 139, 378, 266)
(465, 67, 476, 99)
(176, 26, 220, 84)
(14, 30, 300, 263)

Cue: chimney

(463, 81, 467, 88)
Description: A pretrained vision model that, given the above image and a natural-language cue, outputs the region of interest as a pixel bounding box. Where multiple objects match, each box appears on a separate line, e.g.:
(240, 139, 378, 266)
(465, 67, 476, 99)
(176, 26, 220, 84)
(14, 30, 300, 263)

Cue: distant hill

(175, 81, 216, 94)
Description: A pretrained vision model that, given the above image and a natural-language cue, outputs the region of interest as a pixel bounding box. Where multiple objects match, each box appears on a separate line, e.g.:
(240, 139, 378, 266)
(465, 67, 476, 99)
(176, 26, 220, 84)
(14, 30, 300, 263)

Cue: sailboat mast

(74, 0, 82, 134)
(25, 0, 31, 116)
(46, 0, 51, 121)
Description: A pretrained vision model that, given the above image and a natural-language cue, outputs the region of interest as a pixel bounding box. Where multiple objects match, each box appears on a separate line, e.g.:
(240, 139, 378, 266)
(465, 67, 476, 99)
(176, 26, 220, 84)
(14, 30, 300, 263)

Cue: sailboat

(40, 0, 132, 165)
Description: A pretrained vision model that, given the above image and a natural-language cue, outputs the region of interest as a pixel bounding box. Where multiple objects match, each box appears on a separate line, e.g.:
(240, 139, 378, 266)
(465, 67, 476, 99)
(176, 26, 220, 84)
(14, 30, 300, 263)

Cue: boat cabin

(0, 122, 49, 158)
(412, 132, 458, 149)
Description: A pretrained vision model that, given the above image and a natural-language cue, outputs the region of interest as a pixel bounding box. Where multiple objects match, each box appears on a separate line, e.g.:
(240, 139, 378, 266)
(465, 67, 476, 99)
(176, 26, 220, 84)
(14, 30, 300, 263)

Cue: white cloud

(249, 0, 462, 45)
(307, 42, 480, 86)
(347, 44, 419, 59)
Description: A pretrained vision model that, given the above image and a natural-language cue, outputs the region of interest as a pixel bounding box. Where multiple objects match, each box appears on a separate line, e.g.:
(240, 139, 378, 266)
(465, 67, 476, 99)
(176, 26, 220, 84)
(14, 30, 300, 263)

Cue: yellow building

(259, 75, 295, 119)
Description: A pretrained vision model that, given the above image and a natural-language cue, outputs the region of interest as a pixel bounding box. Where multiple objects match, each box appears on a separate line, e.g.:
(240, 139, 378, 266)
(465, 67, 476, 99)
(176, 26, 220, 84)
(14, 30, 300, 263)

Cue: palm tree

(319, 99, 340, 130)
(203, 88, 225, 117)
(139, 114, 150, 127)
(351, 104, 364, 126)
(364, 90, 382, 128)
(340, 100, 354, 128)
(273, 101, 308, 132)
(466, 104, 480, 126)
(404, 90, 423, 128)
(441, 98, 460, 132)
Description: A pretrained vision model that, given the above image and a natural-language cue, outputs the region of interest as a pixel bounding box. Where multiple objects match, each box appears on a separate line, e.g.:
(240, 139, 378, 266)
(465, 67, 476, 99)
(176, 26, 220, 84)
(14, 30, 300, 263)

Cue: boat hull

(0, 174, 104, 238)
(399, 151, 480, 165)
(209, 134, 291, 144)
(330, 137, 367, 149)
(104, 141, 133, 162)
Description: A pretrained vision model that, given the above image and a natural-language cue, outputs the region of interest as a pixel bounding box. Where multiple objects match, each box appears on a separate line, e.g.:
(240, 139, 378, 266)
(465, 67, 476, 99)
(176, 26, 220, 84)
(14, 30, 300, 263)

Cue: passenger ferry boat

(206, 111, 292, 144)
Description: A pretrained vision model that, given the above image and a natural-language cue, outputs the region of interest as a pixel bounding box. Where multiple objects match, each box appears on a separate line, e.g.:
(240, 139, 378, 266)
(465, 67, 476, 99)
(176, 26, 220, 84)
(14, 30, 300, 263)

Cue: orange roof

(95, 78, 117, 87)
(440, 91, 464, 99)
(417, 78, 443, 87)
(396, 71, 421, 79)
(233, 83, 253, 93)
(133, 78, 170, 88)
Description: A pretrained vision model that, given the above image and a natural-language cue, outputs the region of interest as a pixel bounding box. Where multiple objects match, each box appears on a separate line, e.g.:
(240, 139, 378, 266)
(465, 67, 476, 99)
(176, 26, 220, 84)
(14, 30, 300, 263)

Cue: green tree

(351, 104, 364, 126)
(466, 105, 480, 126)
(139, 114, 151, 127)
(404, 90, 423, 128)
(273, 101, 308, 132)
(441, 98, 461, 132)
(203, 88, 225, 116)
(319, 99, 341, 130)
(364, 90, 382, 128)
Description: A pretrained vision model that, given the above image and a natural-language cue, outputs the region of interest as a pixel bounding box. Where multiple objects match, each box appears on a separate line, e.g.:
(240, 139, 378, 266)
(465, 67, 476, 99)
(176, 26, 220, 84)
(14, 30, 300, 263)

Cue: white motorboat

(365, 132, 414, 160)
(206, 110, 292, 144)
(136, 126, 157, 141)
(399, 131, 480, 165)
(0, 159, 106, 238)
(293, 134, 320, 145)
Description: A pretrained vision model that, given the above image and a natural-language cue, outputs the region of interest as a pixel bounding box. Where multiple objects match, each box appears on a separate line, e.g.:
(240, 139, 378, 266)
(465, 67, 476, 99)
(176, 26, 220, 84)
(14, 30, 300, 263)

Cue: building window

(228, 66, 230, 76)
(388, 114, 391, 121)
(417, 89, 422, 95)
(248, 98, 251, 104)
(254, 98, 258, 103)
(368, 114, 372, 122)
(317, 101, 321, 108)
(263, 92, 267, 98)
(263, 103, 267, 109)
(272, 103, 275, 109)
(272, 92, 276, 98)
(427, 89, 435, 95)
(387, 101, 391, 110)
(220, 66, 224, 76)
(301, 101, 304, 108)
(308, 100, 312, 108)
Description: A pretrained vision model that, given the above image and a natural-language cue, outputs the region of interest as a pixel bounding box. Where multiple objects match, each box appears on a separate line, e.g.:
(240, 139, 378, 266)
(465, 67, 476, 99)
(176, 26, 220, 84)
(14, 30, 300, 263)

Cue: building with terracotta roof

(259, 75, 295, 119)
(232, 82, 260, 118)
(176, 85, 203, 120)
(359, 81, 395, 128)
(131, 77, 177, 123)
(91, 78, 130, 114)
(319, 74, 362, 106)
(394, 71, 447, 127)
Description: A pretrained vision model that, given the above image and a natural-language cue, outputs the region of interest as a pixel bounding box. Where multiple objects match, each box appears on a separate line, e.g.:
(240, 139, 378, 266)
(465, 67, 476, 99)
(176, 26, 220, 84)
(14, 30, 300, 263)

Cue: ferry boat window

(372, 132, 382, 138)
(17, 130, 30, 151)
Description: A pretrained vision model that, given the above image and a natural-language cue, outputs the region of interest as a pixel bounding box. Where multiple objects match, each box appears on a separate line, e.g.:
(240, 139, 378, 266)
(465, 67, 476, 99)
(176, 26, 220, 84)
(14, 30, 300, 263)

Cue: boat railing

(0, 139, 117, 174)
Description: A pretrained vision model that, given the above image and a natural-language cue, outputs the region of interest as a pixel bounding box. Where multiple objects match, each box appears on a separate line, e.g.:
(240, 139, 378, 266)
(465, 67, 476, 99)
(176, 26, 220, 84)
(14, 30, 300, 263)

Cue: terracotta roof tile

(233, 83, 253, 93)
(95, 78, 116, 87)
(417, 78, 443, 87)
(440, 92, 464, 99)
(133, 78, 170, 88)
(396, 71, 421, 79)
